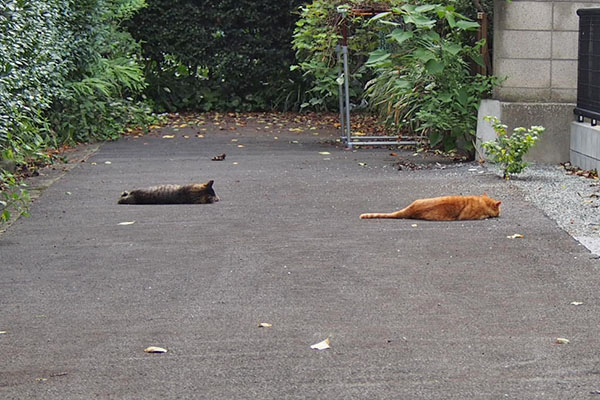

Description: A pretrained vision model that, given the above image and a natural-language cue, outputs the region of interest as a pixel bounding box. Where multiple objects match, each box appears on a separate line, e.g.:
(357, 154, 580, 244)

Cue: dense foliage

(292, 0, 498, 155)
(0, 0, 151, 223)
(126, 0, 305, 112)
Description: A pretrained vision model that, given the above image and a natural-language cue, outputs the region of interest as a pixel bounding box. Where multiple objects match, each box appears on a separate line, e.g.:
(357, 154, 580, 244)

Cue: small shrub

(482, 116, 544, 179)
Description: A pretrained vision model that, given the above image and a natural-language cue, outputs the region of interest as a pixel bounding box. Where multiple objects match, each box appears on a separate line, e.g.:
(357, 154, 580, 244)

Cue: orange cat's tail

(360, 211, 404, 219)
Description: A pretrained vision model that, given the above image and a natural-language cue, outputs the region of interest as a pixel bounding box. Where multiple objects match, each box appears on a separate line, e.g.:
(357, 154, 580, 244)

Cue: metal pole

(336, 45, 346, 143)
(342, 45, 352, 149)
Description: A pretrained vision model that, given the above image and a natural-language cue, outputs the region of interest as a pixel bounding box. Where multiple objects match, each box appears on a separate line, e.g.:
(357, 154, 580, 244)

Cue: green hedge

(0, 0, 150, 166)
(126, 0, 305, 112)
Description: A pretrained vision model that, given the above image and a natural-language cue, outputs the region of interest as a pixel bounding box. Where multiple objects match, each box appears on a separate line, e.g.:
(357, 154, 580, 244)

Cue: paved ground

(1, 116, 600, 399)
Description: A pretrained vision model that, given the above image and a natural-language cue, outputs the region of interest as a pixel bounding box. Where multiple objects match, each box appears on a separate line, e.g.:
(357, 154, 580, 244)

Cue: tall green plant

(364, 4, 500, 155)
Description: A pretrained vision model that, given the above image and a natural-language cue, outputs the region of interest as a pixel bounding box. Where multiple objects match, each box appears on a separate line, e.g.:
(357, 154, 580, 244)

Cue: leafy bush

(364, 4, 500, 155)
(482, 116, 544, 179)
(48, 0, 152, 144)
(126, 0, 305, 112)
(293, 0, 499, 156)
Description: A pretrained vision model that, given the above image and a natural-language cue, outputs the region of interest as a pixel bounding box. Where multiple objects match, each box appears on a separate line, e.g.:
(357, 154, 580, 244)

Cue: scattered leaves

(561, 162, 599, 179)
(144, 346, 168, 353)
(310, 337, 331, 350)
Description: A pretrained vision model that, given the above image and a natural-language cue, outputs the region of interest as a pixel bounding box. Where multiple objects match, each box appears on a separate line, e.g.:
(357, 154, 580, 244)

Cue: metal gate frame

(336, 7, 418, 150)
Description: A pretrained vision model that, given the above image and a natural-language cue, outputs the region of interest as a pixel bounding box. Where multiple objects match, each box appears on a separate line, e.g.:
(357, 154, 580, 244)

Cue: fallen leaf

(232, 162, 239, 165)
(289, 127, 304, 132)
(258, 322, 273, 328)
(162, 135, 175, 139)
(319, 152, 331, 155)
(310, 337, 330, 350)
(144, 346, 168, 353)
(570, 301, 584, 306)
(0, 331, 6, 334)
(211, 153, 226, 161)
(411, 224, 418, 227)
(555, 338, 570, 344)
(65, 192, 72, 196)
(104, 161, 112, 165)
(231, 138, 238, 142)
(291, 140, 299, 144)
(196, 134, 205, 138)
(237, 144, 245, 148)
(183, 135, 190, 139)
(358, 162, 367, 167)
(118, 221, 136, 226)
(506, 234, 524, 239)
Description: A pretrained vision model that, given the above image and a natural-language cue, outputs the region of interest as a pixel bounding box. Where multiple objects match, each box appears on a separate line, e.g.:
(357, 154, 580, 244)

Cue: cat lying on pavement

(118, 180, 219, 204)
(360, 194, 501, 221)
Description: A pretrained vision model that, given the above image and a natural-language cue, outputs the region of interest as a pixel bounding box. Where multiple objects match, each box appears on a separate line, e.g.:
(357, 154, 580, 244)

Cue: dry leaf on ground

(310, 338, 331, 350)
(258, 322, 273, 328)
(118, 221, 136, 226)
(506, 234, 524, 239)
(162, 135, 175, 139)
(211, 154, 226, 161)
(144, 346, 168, 353)
(555, 338, 570, 344)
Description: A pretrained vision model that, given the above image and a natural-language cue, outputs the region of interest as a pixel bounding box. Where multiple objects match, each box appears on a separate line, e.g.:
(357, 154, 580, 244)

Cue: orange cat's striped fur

(360, 194, 501, 221)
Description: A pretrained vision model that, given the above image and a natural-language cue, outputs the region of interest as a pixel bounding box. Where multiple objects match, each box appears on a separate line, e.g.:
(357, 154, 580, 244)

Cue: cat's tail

(360, 211, 404, 219)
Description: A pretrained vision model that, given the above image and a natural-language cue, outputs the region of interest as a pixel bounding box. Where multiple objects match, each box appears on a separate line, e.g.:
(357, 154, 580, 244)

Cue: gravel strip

(488, 163, 600, 255)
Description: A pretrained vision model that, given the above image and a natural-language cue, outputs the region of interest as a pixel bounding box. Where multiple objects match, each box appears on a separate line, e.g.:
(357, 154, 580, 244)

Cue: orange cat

(360, 194, 501, 221)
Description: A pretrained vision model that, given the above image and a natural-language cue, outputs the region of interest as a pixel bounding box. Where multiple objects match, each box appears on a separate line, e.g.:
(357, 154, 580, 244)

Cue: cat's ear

(495, 200, 502, 207)
(482, 192, 488, 197)
(206, 180, 214, 187)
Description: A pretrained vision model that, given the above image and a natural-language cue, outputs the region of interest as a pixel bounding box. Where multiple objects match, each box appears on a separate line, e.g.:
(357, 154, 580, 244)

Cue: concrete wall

(571, 122, 600, 170)
(478, 0, 600, 165)
(494, 0, 598, 102)
(476, 99, 574, 163)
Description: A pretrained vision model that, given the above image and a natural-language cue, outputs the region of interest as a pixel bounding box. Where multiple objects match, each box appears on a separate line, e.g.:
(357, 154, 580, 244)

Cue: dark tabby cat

(360, 194, 501, 221)
(118, 180, 219, 204)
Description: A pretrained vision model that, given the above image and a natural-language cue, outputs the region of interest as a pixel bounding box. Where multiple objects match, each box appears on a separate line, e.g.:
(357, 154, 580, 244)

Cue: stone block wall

(493, 0, 598, 103)
(477, 0, 600, 164)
